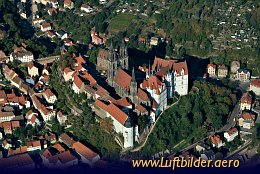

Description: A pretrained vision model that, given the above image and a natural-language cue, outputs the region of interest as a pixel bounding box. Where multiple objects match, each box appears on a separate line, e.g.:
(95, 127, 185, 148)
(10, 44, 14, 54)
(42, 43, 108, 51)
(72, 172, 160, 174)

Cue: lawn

(109, 13, 136, 33)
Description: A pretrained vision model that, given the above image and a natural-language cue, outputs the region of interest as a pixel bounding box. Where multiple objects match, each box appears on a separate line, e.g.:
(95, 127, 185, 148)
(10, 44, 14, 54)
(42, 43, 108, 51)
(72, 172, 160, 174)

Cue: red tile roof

(114, 69, 132, 90)
(72, 142, 99, 161)
(241, 112, 255, 121)
(43, 89, 56, 98)
(251, 79, 260, 88)
(210, 135, 222, 145)
(137, 88, 149, 101)
(73, 75, 83, 89)
(207, 63, 216, 69)
(81, 71, 96, 86)
(95, 99, 128, 125)
(241, 93, 252, 104)
(141, 75, 164, 94)
(227, 128, 238, 136)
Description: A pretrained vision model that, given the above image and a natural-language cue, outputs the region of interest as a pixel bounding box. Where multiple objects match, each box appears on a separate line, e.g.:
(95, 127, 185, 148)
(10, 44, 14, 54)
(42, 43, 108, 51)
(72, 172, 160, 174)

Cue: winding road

(131, 96, 181, 152)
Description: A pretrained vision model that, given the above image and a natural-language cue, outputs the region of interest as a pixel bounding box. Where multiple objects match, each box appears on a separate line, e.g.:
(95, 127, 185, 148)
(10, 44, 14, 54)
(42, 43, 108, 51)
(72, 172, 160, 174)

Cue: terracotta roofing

(64, 0, 72, 5)
(8, 146, 28, 156)
(81, 71, 96, 86)
(114, 69, 132, 90)
(72, 142, 99, 161)
(207, 63, 216, 69)
(241, 93, 252, 104)
(64, 67, 74, 74)
(52, 143, 65, 152)
(41, 22, 51, 28)
(227, 128, 238, 136)
(0, 90, 7, 99)
(75, 55, 86, 65)
(137, 88, 149, 101)
(141, 75, 164, 94)
(42, 149, 77, 164)
(251, 79, 260, 88)
(95, 99, 128, 125)
(218, 64, 227, 70)
(81, 3, 90, 9)
(137, 104, 147, 113)
(28, 61, 35, 69)
(73, 75, 84, 89)
(114, 98, 131, 108)
(0, 153, 34, 169)
(98, 49, 109, 59)
(210, 135, 222, 145)
(59, 133, 76, 147)
(96, 86, 109, 98)
(43, 89, 56, 98)
(241, 112, 255, 121)
(152, 57, 188, 76)
(27, 140, 41, 147)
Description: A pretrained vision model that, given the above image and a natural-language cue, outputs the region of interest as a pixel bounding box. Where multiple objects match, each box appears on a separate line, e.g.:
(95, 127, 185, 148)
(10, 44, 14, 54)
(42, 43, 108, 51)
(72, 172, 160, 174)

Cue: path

(131, 96, 181, 152)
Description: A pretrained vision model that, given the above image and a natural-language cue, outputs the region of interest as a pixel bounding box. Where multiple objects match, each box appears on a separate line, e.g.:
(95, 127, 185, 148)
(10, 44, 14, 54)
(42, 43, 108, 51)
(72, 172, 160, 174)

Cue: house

(224, 128, 238, 142)
(140, 75, 167, 113)
(72, 75, 85, 94)
(150, 37, 159, 46)
(64, 0, 74, 9)
(43, 89, 57, 104)
(50, 0, 59, 8)
(0, 50, 9, 63)
(31, 94, 56, 122)
(217, 64, 228, 78)
(46, 31, 56, 39)
(63, 67, 75, 81)
(41, 22, 51, 32)
(8, 146, 28, 157)
(10, 47, 34, 63)
(231, 61, 240, 73)
(1, 122, 12, 134)
(56, 30, 68, 40)
(240, 92, 253, 111)
(238, 112, 255, 129)
(250, 79, 260, 96)
(90, 31, 103, 45)
(0, 153, 35, 171)
(97, 49, 109, 72)
(47, 8, 57, 16)
(0, 112, 15, 123)
(27, 140, 45, 151)
(57, 111, 67, 125)
(63, 38, 73, 46)
(41, 145, 78, 169)
(27, 61, 39, 77)
(81, 3, 93, 13)
(94, 99, 135, 148)
(210, 135, 225, 148)
(207, 63, 216, 77)
(236, 69, 250, 82)
(2, 140, 12, 149)
(72, 141, 100, 167)
(32, 18, 45, 26)
(25, 110, 40, 127)
(59, 133, 76, 148)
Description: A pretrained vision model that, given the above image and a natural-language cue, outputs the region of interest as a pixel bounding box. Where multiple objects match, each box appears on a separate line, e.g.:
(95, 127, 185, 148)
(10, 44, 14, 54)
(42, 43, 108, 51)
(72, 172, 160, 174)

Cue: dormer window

(181, 68, 185, 76)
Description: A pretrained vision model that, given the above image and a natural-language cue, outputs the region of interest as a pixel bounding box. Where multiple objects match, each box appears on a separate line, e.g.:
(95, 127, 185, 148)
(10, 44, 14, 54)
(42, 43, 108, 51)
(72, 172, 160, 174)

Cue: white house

(81, 3, 93, 13)
(26, 110, 41, 127)
(41, 149, 78, 169)
(224, 128, 238, 142)
(27, 61, 39, 77)
(72, 142, 100, 167)
(210, 135, 225, 148)
(94, 99, 134, 148)
(141, 75, 167, 113)
(41, 22, 52, 32)
(250, 79, 260, 96)
(10, 47, 34, 63)
(63, 67, 75, 82)
(43, 89, 57, 104)
(0, 112, 15, 123)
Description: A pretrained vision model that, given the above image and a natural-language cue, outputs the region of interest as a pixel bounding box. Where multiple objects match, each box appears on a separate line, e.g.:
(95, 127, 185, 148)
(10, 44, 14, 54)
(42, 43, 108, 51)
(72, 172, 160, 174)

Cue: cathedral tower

(119, 39, 129, 70)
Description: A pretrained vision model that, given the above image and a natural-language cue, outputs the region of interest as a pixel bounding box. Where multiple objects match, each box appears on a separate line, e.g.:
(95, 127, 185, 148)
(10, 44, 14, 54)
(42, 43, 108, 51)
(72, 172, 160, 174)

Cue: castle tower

(130, 67, 137, 102)
(119, 39, 129, 70)
(107, 41, 118, 86)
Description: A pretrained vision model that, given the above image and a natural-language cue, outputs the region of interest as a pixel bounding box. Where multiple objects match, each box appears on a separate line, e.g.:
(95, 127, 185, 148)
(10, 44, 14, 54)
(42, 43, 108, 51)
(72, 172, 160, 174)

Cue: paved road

(225, 140, 252, 159)
(105, 0, 117, 8)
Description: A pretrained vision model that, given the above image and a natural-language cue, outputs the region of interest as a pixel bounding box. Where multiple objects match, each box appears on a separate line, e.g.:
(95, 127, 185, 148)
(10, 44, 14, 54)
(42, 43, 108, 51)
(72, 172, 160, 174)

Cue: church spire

(131, 67, 136, 82)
